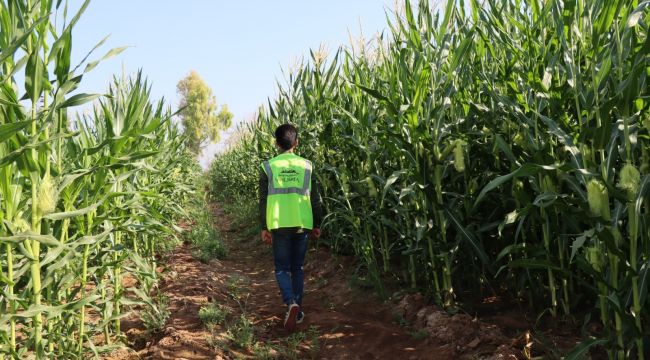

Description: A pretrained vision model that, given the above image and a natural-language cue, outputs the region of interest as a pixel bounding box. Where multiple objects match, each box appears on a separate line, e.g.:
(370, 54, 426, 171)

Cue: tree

(177, 71, 233, 154)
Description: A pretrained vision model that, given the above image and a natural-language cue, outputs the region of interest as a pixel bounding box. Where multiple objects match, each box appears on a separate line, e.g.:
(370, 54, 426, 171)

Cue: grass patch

(276, 326, 320, 360)
(204, 274, 256, 353)
(225, 274, 252, 313)
(220, 195, 256, 223)
(206, 310, 321, 359)
(224, 314, 255, 349)
(199, 302, 230, 327)
(141, 293, 171, 334)
(154, 235, 181, 257)
(206, 313, 255, 354)
(251, 342, 275, 359)
(220, 195, 259, 239)
(187, 201, 228, 262)
(409, 329, 429, 341)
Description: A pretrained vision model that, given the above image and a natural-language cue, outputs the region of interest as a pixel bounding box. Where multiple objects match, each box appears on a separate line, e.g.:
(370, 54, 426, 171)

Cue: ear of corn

(211, 0, 650, 357)
(618, 164, 640, 200)
(587, 179, 611, 221)
(453, 140, 466, 173)
(35, 174, 57, 216)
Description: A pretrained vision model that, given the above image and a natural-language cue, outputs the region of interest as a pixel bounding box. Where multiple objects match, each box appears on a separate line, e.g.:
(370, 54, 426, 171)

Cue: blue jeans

(272, 232, 309, 306)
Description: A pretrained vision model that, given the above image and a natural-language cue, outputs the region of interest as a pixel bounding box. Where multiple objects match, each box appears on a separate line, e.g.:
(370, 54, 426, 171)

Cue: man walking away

(259, 124, 323, 332)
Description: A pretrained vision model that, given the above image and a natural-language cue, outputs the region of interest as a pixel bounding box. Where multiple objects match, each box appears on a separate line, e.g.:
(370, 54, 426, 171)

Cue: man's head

(275, 124, 298, 151)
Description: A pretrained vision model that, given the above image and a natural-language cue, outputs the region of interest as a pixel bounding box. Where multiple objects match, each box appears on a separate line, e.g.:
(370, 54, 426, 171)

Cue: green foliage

(177, 70, 233, 154)
(0, 0, 201, 357)
(225, 314, 255, 349)
(141, 294, 171, 334)
(220, 195, 259, 238)
(277, 326, 320, 360)
(251, 342, 274, 360)
(409, 329, 429, 341)
(198, 302, 229, 327)
(187, 200, 228, 262)
(210, 0, 650, 357)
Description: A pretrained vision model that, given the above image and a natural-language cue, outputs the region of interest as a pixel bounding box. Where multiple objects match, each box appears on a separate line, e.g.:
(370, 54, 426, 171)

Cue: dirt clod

(468, 337, 481, 348)
(396, 293, 427, 322)
(490, 344, 524, 359)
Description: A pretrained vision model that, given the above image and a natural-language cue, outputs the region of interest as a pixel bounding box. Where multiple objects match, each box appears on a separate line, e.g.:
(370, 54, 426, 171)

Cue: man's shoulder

(291, 154, 312, 162)
(261, 156, 277, 165)
(293, 155, 313, 168)
(264, 153, 313, 166)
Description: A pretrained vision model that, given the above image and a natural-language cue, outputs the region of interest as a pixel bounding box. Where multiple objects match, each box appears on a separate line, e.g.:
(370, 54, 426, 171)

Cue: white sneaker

(284, 303, 300, 331)
(296, 310, 305, 324)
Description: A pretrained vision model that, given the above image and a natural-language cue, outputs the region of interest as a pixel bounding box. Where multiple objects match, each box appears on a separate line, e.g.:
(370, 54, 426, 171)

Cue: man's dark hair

(275, 124, 298, 151)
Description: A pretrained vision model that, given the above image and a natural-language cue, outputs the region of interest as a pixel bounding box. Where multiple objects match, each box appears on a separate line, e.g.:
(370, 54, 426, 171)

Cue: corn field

(210, 0, 650, 357)
(0, 0, 199, 358)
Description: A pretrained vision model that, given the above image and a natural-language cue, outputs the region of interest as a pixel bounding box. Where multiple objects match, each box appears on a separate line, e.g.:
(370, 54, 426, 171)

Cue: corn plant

(0, 0, 200, 357)
(211, 0, 650, 357)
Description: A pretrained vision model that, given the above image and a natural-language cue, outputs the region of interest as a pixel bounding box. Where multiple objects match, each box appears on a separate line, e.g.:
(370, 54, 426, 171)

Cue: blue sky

(71, 1, 393, 166)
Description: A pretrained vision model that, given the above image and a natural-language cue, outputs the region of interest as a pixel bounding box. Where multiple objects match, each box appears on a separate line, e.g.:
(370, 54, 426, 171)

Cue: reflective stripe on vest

(263, 159, 312, 196)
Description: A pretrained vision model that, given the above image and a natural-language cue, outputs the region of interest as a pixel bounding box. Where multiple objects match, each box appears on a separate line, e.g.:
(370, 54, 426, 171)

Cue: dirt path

(209, 205, 448, 360)
(107, 204, 454, 359)
(102, 201, 592, 360)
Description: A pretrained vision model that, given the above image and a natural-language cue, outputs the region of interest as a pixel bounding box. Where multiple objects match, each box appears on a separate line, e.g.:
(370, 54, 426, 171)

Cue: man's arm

(259, 167, 268, 230)
(259, 167, 273, 244)
(311, 174, 323, 229)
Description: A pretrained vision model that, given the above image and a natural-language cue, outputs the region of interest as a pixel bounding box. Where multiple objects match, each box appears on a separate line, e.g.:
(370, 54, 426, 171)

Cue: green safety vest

(261, 153, 314, 230)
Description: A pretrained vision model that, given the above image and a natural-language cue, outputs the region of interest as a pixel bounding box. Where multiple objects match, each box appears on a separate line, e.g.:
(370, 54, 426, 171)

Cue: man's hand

(311, 228, 321, 239)
(261, 230, 273, 245)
